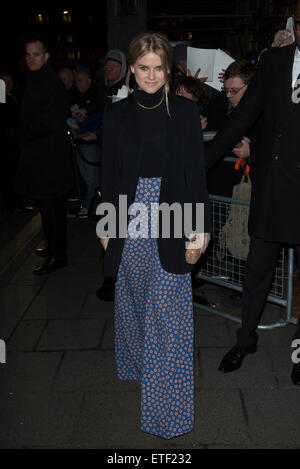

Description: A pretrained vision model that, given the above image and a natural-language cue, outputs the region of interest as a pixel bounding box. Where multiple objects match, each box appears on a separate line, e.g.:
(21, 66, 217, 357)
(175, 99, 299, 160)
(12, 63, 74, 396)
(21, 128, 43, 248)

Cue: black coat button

(297, 164, 300, 169)
(277, 133, 282, 138)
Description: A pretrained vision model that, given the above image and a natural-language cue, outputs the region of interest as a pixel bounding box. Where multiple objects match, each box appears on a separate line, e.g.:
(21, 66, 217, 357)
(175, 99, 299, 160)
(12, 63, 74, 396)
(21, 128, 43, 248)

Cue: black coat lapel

(166, 93, 182, 164)
(281, 43, 297, 110)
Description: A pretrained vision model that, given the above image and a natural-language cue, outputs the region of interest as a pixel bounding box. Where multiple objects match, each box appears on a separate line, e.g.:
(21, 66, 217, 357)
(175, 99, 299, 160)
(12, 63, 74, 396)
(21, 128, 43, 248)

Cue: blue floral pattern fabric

(114, 177, 194, 439)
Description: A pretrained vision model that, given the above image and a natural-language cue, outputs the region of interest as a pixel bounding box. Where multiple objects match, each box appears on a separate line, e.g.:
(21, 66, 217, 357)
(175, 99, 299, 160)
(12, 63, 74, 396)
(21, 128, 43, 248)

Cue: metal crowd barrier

(194, 193, 297, 330)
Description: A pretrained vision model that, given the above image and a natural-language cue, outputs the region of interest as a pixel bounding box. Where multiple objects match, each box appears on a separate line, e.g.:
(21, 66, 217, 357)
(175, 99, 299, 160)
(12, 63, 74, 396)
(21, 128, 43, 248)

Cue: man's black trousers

(237, 236, 300, 349)
(36, 196, 67, 260)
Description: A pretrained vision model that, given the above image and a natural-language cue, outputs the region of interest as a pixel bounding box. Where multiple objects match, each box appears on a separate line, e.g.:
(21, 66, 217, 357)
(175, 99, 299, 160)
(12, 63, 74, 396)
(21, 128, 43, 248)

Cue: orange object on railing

(235, 157, 250, 175)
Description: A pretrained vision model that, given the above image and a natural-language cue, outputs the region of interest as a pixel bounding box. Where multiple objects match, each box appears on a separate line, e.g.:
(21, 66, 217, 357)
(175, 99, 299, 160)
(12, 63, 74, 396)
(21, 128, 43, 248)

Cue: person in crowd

(16, 34, 73, 274)
(72, 49, 127, 120)
(204, 59, 259, 304)
(175, 76, 207, 127)
(204, 59, 258, 197)
(171, 42, 220, 113)
(58, 67, 76, 105)
(98, 31, 211, 438)
(58, 66, 75, 91)
(71, 70, 102, 218)
(205, 2, 300, 386)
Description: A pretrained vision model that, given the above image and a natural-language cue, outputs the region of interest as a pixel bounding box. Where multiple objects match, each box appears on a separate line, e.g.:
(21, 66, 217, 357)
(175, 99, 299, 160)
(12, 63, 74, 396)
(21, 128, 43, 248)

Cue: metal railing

(194, 193, 297, 329)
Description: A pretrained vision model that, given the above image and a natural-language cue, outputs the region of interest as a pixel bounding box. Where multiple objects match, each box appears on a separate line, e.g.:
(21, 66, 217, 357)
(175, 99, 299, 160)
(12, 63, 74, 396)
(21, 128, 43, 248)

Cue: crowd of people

(1, 1, 300, 440)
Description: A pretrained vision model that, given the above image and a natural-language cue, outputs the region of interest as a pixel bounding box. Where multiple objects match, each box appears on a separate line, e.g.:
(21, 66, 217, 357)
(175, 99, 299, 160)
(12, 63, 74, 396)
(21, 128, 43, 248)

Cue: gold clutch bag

(185, 234, 202, 265)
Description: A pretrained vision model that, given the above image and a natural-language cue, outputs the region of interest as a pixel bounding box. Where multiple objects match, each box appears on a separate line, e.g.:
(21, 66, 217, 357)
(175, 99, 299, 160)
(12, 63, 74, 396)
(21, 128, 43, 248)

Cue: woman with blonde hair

(98, 31, 211, 439)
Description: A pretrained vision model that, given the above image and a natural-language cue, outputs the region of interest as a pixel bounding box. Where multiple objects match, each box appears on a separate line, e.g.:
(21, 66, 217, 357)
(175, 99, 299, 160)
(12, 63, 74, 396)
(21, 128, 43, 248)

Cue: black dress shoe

(291, 363, 300, 385)
(218, 344, 257, 373)
(33, 257, 67, 275)
(35, 248, 49, 258)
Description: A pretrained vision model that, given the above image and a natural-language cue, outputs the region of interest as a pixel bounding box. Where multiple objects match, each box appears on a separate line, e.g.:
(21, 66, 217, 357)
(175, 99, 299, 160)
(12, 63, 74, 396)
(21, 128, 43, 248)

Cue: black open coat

(16, 61, 73, 199)
(206, 43, 300, 244)
(99, 91, 211, 277)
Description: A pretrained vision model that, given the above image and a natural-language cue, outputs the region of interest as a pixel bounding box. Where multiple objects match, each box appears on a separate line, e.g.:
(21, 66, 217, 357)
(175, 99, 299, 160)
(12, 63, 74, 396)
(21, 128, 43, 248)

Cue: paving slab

(53, 350, 139, 393)
(194, 315, 233, 347)
(36, 318, 106, 351)
(243, 389, 300, 448)
(0, 351, 62, 394)
(44, 271, 100, 296)
(0, 285, 40, 339)
(8, 320, 47, 351)
(80, 292, 113, 319)
(71, 390, 167, 449)
(8, 254, 48, 287)
(0, 391, 83, 448)
(24, 291, 88, 320)
(100, 317, 115, 349)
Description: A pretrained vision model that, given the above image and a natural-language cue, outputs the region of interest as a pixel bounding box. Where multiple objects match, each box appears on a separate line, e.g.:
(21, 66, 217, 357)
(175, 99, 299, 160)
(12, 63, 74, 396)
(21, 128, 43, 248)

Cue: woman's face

(130, 52, 168, 94)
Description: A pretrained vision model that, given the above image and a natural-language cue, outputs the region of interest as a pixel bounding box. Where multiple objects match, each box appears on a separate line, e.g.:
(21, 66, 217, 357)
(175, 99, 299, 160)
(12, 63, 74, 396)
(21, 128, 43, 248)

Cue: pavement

(0, 212, 300, 449)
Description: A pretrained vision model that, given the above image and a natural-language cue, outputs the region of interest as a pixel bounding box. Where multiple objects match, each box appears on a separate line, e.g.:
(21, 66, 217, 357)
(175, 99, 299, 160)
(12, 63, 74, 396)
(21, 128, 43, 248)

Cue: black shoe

(33, 257, 67, 275)
(35, 248, 49, 258)
(96, 277, 116, 301)
(291, 363, 300, 385)
(218, 344, 257, 373)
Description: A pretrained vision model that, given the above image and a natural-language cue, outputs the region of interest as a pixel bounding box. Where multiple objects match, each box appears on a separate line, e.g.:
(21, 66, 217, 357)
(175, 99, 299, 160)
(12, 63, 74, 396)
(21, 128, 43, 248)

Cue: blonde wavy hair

(126, 31, 173, 117)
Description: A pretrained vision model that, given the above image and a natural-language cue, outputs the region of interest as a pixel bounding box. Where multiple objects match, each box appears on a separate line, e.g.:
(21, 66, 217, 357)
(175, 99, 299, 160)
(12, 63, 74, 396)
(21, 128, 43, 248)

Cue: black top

(134, 86, 168, 177)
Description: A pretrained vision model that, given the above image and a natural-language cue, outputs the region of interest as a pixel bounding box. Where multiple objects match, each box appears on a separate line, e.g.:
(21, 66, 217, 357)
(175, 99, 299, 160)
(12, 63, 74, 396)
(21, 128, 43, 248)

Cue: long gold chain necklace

(137, 93, 165, 110)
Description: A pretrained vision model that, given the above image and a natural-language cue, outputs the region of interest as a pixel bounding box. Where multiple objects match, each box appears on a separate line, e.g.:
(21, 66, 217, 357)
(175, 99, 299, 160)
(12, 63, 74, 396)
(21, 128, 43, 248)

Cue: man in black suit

(205, 0, 300, 385)
(17, 34, 73, 274)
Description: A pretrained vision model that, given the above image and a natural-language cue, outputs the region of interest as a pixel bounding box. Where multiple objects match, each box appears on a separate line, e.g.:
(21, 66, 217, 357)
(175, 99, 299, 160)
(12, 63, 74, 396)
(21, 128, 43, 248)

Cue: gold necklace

(137, 93, 165, 110)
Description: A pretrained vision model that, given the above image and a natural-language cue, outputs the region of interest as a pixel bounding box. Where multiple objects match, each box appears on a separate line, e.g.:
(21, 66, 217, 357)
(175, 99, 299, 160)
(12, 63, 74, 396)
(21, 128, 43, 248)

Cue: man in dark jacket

(16, 35, 73, 274)
(205, 1, 300, 385)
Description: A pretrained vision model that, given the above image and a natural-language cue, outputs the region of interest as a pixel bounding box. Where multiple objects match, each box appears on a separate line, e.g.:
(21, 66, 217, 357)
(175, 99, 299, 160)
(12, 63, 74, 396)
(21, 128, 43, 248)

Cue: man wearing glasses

(206, 1, 300, 386)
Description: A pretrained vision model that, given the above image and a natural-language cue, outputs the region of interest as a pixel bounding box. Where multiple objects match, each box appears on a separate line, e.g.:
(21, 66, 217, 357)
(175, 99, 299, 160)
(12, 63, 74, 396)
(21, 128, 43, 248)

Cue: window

(114, 0, 139, 16)
(33, 12, 49, 24)
(62, 10, 72, 23)
(34, 13, 44, 24)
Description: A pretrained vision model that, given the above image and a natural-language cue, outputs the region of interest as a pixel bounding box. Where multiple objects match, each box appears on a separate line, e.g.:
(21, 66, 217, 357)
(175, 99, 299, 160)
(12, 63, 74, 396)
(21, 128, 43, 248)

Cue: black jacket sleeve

(186, 101, 212, 233)
(100, 104, 118, 207)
